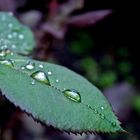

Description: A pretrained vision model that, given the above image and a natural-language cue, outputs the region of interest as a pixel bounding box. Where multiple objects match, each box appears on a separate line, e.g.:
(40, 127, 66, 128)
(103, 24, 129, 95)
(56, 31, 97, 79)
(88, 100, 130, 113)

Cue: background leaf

(0, 53, 123, 133)
(0, 12, 35, 55)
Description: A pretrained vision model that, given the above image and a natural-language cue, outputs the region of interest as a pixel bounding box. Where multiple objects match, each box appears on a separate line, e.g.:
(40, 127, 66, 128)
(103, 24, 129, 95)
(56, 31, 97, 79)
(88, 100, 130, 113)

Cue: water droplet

(87, 105, 90, 108)
(63, 89, 81, 103)
(31, 71, 50, 85)
(112, 122, 117, 127)
(1, 45, 7, 49)
(8, 12, 13, 16)
(7, 34, 12, 39)
(31, 80, 35, 85)
(8, 23, 13, 28)
(100, 114, 105, 119)
(101, 106, 104, 110)
(0, 51, 6, 57)
(93, 108, 98, 113)
(25, 61, 35, 70)
(48, 71, 52, 75)
(11, 44, 16, 49)
(38, 64, 44, 68)
(12, 32, 17, 37)
(21, 66, 25, 70)
(18, 34, 24, 39)
(56, 79, 59, 83)
(10, 52, 14, 56)
(0, 59, 14, 67)
(11, 60, 14, 63)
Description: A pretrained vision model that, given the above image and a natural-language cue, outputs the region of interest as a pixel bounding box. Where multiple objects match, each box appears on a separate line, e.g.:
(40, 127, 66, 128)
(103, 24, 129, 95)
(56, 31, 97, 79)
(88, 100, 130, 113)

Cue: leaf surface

(0, 53, 123, 133)
(0, 12, 35, 55)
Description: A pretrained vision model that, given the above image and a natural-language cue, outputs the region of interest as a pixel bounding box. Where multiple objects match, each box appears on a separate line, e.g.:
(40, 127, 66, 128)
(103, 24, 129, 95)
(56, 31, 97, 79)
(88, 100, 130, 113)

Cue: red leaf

(67, 10, 112, 27)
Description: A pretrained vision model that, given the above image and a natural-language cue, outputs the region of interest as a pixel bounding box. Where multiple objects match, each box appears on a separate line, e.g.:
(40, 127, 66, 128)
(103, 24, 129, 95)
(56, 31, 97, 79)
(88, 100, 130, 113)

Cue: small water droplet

(112, 122, 117, 127)
(18, 34, 24, 39)
(100, 114, 105, 119)
(10, 52, 14, 56)
(8, 12, 13, 16)
(48, 71, 52, 75)
(63, 89, 81, 103)
(56, 79, 59, 83)
(8, 23, 13, 28)
(21, 66, 25, 70)
(93, 108, 98, 113)
(101, 106, 104, 110)
(11, 44, 16, 49)
(1, 45, 7, 49)
(31, 71, 50, 85)
(25, 61, 35, 70)
(31, 80, 35, 85)
(38, 64, 43, 68)
(0, 59, 14, 67)
(87, 105, 90, 108)
(12, 32, 17, 37)
(8, 34, 12, 39)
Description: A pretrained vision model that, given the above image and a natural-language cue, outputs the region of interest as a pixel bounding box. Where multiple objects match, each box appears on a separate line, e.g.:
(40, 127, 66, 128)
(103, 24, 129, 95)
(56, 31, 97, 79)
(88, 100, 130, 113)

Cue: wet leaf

(0, 53, 123, 133)
(0, 12, 35, 55)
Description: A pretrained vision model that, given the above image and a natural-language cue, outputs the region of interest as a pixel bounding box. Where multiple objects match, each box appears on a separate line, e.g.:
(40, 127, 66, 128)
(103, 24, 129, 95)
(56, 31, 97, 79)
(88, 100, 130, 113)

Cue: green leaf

(0, 53, 123, 133)
(0, 12, 35, 55)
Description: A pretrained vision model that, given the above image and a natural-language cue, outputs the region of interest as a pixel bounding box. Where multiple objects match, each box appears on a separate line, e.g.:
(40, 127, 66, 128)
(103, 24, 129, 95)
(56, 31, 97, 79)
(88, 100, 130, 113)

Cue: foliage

(0, 12, 35, 55)
(0, 12, 123, 133)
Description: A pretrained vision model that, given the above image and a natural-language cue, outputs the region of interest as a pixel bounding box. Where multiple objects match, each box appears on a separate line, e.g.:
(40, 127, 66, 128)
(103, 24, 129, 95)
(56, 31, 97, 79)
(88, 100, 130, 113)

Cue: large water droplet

(25, 61, 35, 70)
(63, 89, 81, 103)
(0, 59, 14, 67)
(30, 71, 50, 85)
